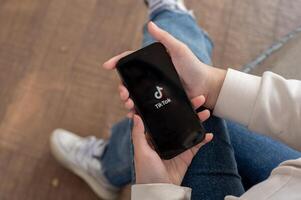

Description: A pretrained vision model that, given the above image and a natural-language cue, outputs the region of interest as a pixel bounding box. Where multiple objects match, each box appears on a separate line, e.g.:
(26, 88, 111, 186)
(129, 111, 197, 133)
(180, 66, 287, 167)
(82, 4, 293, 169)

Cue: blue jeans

(100, 9, 301, 200)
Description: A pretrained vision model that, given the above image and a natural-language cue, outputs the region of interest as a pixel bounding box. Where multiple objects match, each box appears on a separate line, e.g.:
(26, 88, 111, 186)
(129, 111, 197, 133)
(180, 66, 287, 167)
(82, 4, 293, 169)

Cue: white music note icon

(154, 86, 163, 100)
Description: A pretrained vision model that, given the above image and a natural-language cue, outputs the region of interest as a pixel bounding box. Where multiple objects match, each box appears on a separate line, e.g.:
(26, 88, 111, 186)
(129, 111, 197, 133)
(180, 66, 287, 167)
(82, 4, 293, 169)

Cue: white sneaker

(50, 129, 119, 199)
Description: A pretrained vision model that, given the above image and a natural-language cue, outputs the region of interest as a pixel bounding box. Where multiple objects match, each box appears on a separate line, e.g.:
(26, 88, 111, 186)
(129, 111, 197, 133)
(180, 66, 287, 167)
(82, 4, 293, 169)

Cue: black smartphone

(116, 42, 206, 159)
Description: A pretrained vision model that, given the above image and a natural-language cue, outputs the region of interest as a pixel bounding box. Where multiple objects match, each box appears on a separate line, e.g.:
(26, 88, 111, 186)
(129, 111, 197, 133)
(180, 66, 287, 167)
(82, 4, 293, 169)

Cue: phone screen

(117, 43, 205, 159)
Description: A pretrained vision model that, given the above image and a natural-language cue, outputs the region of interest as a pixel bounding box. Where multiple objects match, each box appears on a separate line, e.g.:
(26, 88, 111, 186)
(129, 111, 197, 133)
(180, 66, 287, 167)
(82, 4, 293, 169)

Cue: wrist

(205, 67, 227, 109)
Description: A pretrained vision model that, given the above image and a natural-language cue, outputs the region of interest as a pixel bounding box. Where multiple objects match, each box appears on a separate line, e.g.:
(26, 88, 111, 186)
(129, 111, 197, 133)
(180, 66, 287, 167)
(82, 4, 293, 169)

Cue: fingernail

(206, 133, 214, 141)
(149, 21, 157, 28)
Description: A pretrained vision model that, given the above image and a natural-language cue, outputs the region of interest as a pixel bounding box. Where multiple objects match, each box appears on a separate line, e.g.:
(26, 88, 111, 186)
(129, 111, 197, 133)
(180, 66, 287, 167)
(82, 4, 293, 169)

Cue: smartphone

(116, 42, 206, 159)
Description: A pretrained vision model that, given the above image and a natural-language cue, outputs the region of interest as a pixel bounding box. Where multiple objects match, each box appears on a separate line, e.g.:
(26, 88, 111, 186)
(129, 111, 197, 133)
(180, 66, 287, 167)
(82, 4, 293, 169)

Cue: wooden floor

(1, 0, 301, 199)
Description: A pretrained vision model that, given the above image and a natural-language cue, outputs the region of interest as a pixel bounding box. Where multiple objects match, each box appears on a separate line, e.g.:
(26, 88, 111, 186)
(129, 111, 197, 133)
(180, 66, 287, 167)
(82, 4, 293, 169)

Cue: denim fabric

(100, 9, 301, 200)
(100, 118, 133, 187)
(181, 117, 245, 199)
(227, 121, 301, 190)
(142, 10, 213, 65)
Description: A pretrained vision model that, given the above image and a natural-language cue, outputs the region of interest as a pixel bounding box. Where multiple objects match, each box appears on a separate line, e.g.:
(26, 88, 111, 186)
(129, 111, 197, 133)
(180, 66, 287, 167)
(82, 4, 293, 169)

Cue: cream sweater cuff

(131, 184, 191, 200)
(213, 68, 261, 126)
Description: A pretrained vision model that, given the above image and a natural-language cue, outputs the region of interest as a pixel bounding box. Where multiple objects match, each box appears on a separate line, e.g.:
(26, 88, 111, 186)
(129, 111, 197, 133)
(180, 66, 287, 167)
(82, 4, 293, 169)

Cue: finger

(191, 95, 206, 110)
(191, 133, 214, 155)
(103, 51, 134, 70)
(197, 109, 210, 122)
(125, 98, 134, 110)
(148, 22, 185, 54)
(132, 115, 146, 147)
(202, 133, 214, 145)
(132, 115, 150, 153)
(118, 84, 129, 101)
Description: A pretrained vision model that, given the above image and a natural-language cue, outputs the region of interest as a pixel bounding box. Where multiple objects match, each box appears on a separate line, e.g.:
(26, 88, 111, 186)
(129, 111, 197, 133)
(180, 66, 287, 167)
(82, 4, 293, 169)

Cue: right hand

(131, 96, 213, 185)
(103, 21, 226, 110)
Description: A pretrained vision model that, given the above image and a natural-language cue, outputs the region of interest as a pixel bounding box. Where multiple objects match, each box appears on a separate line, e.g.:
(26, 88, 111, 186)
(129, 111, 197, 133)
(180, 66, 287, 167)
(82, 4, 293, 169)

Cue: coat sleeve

(131, 184, 191, 200)
(214, 69, 301, 151)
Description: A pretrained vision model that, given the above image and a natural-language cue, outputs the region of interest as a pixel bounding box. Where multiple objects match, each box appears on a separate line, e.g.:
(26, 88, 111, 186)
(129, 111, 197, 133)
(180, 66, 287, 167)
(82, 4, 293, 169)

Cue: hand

(103, 21, 226, 109)
(132, 95, 213, 185)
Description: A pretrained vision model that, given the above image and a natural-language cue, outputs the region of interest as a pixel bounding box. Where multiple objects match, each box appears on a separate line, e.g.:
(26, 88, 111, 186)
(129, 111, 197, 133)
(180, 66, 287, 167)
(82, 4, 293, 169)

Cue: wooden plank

(1, 0, 301, 199)
(189, 0, 301, 68)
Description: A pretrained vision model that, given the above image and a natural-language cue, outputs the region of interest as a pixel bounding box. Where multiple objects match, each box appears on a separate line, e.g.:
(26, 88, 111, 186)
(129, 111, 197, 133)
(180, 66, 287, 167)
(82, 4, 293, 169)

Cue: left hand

(131, 95, 213, 185)
(103, 22, 226, 110)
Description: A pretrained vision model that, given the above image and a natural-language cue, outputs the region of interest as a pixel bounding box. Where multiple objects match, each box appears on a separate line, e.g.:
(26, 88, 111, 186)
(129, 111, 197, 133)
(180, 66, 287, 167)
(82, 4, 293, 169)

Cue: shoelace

(73, 137, 107, 170)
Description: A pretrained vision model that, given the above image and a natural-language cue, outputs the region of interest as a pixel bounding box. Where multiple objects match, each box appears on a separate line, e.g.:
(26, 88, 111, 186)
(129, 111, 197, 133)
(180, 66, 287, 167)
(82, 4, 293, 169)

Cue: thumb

(132, 115, 151, 154)
(147, 22, 185, 54)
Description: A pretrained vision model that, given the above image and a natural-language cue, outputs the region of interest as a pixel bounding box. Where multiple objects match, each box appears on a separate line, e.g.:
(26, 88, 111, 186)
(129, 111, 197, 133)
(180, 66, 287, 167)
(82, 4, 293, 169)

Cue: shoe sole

(50, 133, 118, 200)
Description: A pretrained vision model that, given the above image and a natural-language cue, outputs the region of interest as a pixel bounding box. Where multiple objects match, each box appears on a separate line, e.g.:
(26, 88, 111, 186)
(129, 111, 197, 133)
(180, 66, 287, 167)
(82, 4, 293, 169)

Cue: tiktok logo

(154, 86, 171, 109)
(154, 86, 163, 100)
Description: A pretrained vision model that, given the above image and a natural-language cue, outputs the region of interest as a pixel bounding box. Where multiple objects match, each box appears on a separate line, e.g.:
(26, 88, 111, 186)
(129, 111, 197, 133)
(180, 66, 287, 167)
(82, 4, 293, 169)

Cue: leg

(100, 118, 134, 187)
(227, 120, 301, 190)
(182, 117, 245, 200)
